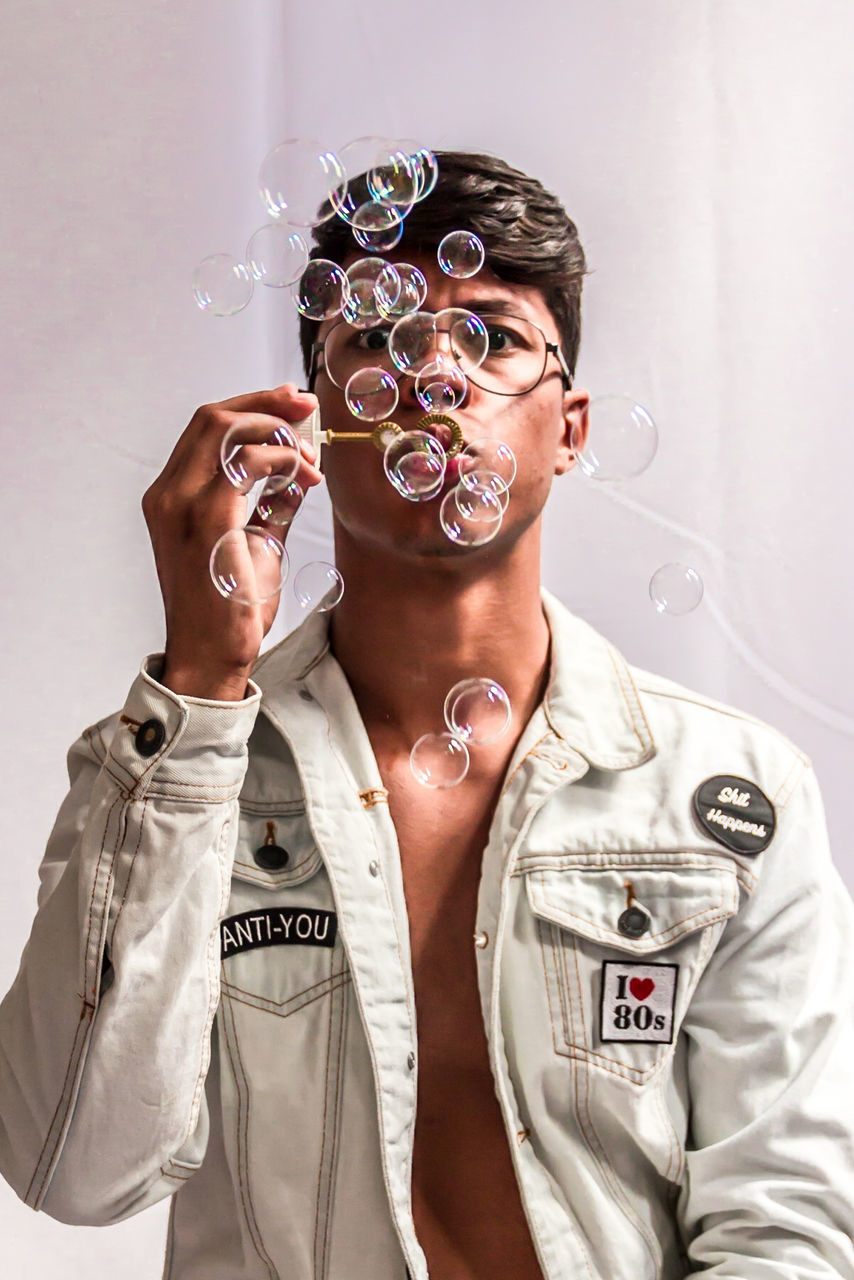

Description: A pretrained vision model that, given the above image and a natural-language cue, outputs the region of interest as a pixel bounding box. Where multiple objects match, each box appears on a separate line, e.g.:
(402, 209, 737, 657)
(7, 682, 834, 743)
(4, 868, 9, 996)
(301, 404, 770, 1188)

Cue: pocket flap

(232, 806, 323, 889)
(525, 862, 739, 953)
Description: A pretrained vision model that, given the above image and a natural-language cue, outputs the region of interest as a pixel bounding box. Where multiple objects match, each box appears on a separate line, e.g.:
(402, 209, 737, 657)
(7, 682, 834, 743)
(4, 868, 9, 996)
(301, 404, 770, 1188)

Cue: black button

(617, 905, 651, 938)
(253, 843, 290, 871)
(135, 718, 166, 757)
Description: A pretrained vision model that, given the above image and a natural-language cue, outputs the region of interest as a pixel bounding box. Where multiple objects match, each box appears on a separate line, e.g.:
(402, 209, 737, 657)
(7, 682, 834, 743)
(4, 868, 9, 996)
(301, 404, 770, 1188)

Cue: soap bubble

(351, 203, 404, 253)
(342, 258, 401, 327)
(389, 310, 437, 375)
(384, 430, 446, 501)
(294, 259, 349, 320)
(258, 139, 347, 228)
(220, 419, 301, 494)
(384, 264, 428, 318)
(454, 480, 508, 521)
(457, 469, 510, 511)
(245, 224, 309, 288)
(444, 677, 511, 745)
(192, 254, 254, 316)
(415, 358, 467, 412)
(210, 527, 288, 605)
(404, 144, 439, 201)
(409, 732, 470, 788)
(345, 367, 399, 421)
(366, 151, 420, 212)
(293, 561, 345, 612)
(255, 477, 304, 526)
(435, 308, 489, 372)
(438, 231, 485, 279)
(572, 395, 658, 480)
(337, 137, 420, 220)
(649, 564, 704, 615)
(440, 484, 503, 546)
(458, 439, 517, 490)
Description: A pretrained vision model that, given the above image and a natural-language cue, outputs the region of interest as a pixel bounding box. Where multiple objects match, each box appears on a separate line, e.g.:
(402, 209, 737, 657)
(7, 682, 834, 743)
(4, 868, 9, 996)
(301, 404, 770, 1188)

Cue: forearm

(0, 659, 260, 1223)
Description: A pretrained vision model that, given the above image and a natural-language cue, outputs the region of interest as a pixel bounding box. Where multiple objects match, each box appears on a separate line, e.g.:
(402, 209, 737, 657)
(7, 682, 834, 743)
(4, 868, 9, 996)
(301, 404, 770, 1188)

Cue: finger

(157, 387, 318, 487)
(168, 412, 317, 495)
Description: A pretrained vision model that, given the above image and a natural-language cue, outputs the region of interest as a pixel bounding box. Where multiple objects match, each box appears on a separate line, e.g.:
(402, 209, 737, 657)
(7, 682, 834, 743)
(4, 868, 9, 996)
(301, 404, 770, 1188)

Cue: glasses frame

(308, 311, 573, 397)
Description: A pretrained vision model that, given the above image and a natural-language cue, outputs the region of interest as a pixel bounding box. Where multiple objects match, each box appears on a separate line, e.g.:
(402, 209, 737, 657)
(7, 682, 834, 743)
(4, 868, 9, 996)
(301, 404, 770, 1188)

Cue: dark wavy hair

(299, 150, 588, 385)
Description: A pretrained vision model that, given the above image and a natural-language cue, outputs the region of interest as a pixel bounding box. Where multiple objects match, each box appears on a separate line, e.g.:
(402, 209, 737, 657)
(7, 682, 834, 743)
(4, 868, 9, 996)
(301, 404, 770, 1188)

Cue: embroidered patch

(600, 961, 679, 1043)
(220, 907, 337, 959)
(692, 774, 776, 855)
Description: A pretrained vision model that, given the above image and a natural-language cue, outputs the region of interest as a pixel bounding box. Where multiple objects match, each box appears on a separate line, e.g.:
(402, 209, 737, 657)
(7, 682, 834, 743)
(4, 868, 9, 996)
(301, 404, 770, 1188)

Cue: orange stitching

(222, 975, 352, 1021)
(323, 985, 347, 1276)
(221, 968, 351, 1005)
(82, 793, 125, 998)
(29, 1003, 94, 1204)
(571, 938, 662, 1266)
(185, 815, 235, 1142)
(221, 992, 279, 1274)
(313, 949, 335, 1270)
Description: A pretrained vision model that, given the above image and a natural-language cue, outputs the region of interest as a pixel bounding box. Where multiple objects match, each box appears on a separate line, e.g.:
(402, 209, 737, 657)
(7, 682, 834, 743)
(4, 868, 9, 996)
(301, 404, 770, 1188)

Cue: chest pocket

(222, 805, 347, 1017)
(526, 858, 741, 1083)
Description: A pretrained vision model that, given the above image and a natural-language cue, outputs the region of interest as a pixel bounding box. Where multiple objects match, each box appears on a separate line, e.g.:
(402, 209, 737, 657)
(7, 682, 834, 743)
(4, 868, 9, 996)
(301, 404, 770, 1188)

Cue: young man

(1, 152, 853, 1280)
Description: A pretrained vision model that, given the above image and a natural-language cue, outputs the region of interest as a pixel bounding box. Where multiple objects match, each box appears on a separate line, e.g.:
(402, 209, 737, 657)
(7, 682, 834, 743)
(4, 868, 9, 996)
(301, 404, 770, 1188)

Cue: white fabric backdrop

(1, 0, 852, 1273)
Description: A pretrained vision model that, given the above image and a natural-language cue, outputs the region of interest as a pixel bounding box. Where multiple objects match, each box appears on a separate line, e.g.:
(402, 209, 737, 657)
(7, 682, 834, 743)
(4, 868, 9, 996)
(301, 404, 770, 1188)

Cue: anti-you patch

(221, 907, 337, 959)
(693, 774, 776, 855)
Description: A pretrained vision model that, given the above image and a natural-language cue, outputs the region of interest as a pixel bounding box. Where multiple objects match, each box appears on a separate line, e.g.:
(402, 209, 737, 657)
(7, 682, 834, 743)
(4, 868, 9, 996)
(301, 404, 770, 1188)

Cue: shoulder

(630, 662, 810, 813)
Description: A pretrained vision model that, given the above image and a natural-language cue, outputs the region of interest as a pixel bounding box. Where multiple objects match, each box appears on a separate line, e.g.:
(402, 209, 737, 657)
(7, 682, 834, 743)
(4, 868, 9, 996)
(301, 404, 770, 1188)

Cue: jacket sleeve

(0, 656, 261, 1226)
(677, 763, 854, 1276)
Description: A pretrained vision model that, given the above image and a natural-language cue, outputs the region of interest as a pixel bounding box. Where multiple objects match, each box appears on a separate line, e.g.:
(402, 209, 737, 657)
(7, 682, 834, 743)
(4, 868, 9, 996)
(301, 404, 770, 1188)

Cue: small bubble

(293, 562, 345, 613)
(209, 528, 288, 605)
(649, 564, 704, 615)
(192, 254, 253, 317)
(409, 733, 470, 788)
(572, 395, 658, 481)
(438, 231, 485, 279)
(444, 678, 511, 745)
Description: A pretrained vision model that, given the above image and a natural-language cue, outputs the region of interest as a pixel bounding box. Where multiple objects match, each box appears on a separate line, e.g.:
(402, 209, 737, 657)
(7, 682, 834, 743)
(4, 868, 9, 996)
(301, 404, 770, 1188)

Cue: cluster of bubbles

(208, 415, 344, 611)
(194, 135, 703, 765)
(192, 137, 478, 318)
(409, 676, 513, 789)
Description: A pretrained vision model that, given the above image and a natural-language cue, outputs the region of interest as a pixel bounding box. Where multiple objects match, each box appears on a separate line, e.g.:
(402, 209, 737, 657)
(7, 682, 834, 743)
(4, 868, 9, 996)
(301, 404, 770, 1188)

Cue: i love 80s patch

(600, 961, 679, 1043)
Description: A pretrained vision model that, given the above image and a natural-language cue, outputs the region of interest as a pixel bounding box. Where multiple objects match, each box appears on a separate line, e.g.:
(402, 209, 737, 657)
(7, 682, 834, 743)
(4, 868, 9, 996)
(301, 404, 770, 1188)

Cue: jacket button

(618, 905, 651, 938)
(407, 1051, 416, 1071)
(135, 718, 166, 757)
(473, 931, 489, 949)
(298, 689, 314, 702)
(253, 843, 290, 871)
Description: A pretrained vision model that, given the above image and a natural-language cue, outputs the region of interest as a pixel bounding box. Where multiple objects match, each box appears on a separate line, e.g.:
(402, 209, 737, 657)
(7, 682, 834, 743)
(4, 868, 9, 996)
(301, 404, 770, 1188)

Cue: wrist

(160, 662, 253, 702)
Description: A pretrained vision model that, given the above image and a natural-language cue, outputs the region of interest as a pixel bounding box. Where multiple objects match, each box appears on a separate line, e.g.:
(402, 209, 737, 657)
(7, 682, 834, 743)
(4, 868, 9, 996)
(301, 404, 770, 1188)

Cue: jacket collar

(252, 587, 656, 773)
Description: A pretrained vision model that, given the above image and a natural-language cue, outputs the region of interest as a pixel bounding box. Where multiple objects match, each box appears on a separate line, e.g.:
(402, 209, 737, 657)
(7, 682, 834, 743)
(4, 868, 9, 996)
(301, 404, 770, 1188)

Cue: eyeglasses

(309, 311, 572, 398)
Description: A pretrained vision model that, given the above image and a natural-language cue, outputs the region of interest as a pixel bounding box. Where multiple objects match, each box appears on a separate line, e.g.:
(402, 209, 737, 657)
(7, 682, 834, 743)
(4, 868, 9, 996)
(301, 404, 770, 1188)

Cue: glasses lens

(322, 320, 398, 390)
(465, 314, 548, 396)
(321, 312, 551, 396)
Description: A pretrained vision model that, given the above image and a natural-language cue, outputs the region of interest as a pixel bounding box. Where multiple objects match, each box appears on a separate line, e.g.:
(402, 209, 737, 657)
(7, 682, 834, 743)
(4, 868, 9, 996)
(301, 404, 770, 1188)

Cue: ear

(555, 388, 590, 476)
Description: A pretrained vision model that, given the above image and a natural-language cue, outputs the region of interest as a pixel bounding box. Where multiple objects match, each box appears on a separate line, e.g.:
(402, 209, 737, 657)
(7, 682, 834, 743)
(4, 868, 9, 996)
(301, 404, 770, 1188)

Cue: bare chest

(371, 748, 544, 1278)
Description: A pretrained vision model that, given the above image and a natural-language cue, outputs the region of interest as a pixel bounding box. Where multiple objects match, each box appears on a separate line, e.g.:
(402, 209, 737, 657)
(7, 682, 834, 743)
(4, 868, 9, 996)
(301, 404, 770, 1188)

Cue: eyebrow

(453, 297, 532, 316)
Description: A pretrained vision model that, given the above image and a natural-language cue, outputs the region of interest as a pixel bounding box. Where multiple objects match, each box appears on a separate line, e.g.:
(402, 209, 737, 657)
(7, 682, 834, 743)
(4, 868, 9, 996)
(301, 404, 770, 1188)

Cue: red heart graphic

(629, 977, 655, 1001)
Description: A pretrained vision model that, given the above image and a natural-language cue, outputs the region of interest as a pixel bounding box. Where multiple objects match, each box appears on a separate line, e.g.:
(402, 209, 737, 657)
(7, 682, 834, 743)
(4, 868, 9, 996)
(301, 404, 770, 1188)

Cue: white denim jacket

(1, 590, 853, 1280)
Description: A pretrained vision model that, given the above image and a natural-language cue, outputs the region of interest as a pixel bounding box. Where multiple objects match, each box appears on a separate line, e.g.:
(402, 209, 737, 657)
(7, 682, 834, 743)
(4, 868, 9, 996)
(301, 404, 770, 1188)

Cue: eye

(356, 327, 392, 352)
(485, 325, 517, 354)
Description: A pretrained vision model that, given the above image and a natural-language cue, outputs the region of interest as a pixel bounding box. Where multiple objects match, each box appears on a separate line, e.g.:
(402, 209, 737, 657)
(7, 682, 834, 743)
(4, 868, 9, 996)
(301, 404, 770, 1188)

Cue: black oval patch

(692, 774, 776, 855)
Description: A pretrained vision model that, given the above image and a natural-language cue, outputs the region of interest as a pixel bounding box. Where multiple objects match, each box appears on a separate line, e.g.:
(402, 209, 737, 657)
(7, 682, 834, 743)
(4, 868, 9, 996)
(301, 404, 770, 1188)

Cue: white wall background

(1, 1, 852, 1273)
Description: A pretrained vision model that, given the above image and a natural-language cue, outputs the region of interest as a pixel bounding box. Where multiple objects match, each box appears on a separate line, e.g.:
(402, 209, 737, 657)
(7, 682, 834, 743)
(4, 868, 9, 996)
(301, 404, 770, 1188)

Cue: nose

(394, 359, 473, 417)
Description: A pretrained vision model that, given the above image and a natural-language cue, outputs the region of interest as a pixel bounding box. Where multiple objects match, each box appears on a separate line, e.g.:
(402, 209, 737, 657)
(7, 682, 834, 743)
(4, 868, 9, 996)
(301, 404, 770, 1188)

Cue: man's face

(312, 252, 588, 564)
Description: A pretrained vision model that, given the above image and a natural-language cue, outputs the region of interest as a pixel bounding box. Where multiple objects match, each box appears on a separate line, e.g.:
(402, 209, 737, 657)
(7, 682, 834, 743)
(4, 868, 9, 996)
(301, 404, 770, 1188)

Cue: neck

(327, 521, 551, 747)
